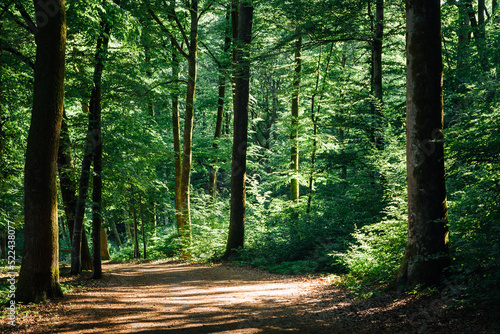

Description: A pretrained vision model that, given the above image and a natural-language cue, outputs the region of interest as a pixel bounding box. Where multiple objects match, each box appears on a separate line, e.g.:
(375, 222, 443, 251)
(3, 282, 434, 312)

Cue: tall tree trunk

(178, 0, 199, 248)
(225, 0, 253, 257)
(171, 42, 183, 233)
(91, 19, 110, 279)
(396, 0, 450, 287)
(461, 0, 488, 68)
(307, 44, 334, 214)
(125, 218, 133, 244)
(208, 74, 227, 199)
(60, 215, 67, 242)
(139, 193, 147, 259)
(132, 199, 140, 259)
(456, 1, 471, 80)
(110, 219, 122, 248)
(371, 0, 384, 149)
(145, 46, 155, 117)
(478, 0, 485, 26)
(57, 112, 92, 270)
(153, 202, 157, 237)
(16, 0, 66, 303)
(71, 20, 110, 275)
(290, 34, 301, 204)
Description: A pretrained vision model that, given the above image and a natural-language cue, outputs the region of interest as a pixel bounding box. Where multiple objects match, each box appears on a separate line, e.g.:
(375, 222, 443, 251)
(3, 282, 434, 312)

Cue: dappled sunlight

(51, 262, 336, 333)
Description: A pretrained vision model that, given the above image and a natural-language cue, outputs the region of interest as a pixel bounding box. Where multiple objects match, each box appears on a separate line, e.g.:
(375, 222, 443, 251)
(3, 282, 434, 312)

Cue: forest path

(55, 261, 341, 333)
(1, 261, 490, 333)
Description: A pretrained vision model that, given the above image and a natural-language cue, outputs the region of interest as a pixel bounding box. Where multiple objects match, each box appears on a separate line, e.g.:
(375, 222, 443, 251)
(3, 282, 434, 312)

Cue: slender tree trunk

(456, 1, 471, 81)
(178, 0, 199, 248)
(110, 219, 122, 248)
(307, 45, 322, 215)
(139, 194, 147, 259)
(91, 20, 110, 279)
(396, 0, 450, 287)
(145, 47, 155, 117)
(208, 74, 226, 199)
(125, 218, 133, 244)
(91, 80, 104, 279)
(100, 228, 111, 260)
(290, 34, 301, 204)
(371, 0, 384, 149)
(60, 215, 67, 242)
(131, 199, 140, 259)
(225, 0, 253, 257)
(339, 128, 347, 180)
(153, 202, 157, 237)
(171, 43, 183, 233)
(16, 0, 66, 303)
(307, 44, 334, 214)
(71, 20, 110, 275)
(57, 112, 92, 270)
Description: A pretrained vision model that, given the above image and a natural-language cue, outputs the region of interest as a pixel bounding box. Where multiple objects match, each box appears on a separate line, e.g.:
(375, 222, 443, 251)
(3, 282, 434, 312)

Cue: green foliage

(0, 1, 498, 322)
(444, 68, 500, 312)
(110, 230, 182, 262)
(188, 192, 230, 262)
(340, 217, 407, 283)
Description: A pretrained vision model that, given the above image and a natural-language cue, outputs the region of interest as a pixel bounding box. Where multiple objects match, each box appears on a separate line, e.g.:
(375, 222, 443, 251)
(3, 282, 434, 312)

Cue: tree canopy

(1, 0, 499, 320)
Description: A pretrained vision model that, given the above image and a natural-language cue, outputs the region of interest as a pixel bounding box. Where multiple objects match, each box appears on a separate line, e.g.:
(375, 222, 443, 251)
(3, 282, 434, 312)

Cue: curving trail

(54, 261, 335, 333)
(1, 261, 490, 333)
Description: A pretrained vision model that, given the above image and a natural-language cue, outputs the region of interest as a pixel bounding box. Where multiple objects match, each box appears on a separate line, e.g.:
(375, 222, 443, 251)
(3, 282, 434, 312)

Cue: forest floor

(0, 260, 497, 333)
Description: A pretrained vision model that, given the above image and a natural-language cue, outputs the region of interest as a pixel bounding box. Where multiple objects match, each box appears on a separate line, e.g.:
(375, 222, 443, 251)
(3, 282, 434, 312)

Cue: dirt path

(1, 261, 494, 333)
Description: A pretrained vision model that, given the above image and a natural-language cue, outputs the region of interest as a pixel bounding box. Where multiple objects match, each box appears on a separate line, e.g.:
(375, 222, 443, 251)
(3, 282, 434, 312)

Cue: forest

(0, 0, 499, 332)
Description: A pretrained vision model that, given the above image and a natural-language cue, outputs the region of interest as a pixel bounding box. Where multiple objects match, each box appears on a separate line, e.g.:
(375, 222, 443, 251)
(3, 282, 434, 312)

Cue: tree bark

(132, 199, 141, 259)
(57, 112, 92, 270)
(478, 0, 485, 26)
(90, 18, 110, 279)
(396, 0, 450, 287)
(178, 0, 198, 248)
(290, 34, 301, 204)
(153, 202, 157, 237)
(225, 0, 253, 257)
(16, 0, 66, 303)
(100, 228, 111, 260)
(171, 42, 183, 233)
(139, 193, 147, 259)
(71, 19, 110, 275)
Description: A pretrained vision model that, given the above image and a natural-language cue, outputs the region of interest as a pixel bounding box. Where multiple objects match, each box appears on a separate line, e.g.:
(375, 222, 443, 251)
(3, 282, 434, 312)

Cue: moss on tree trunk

(16, 0, 66, 303)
